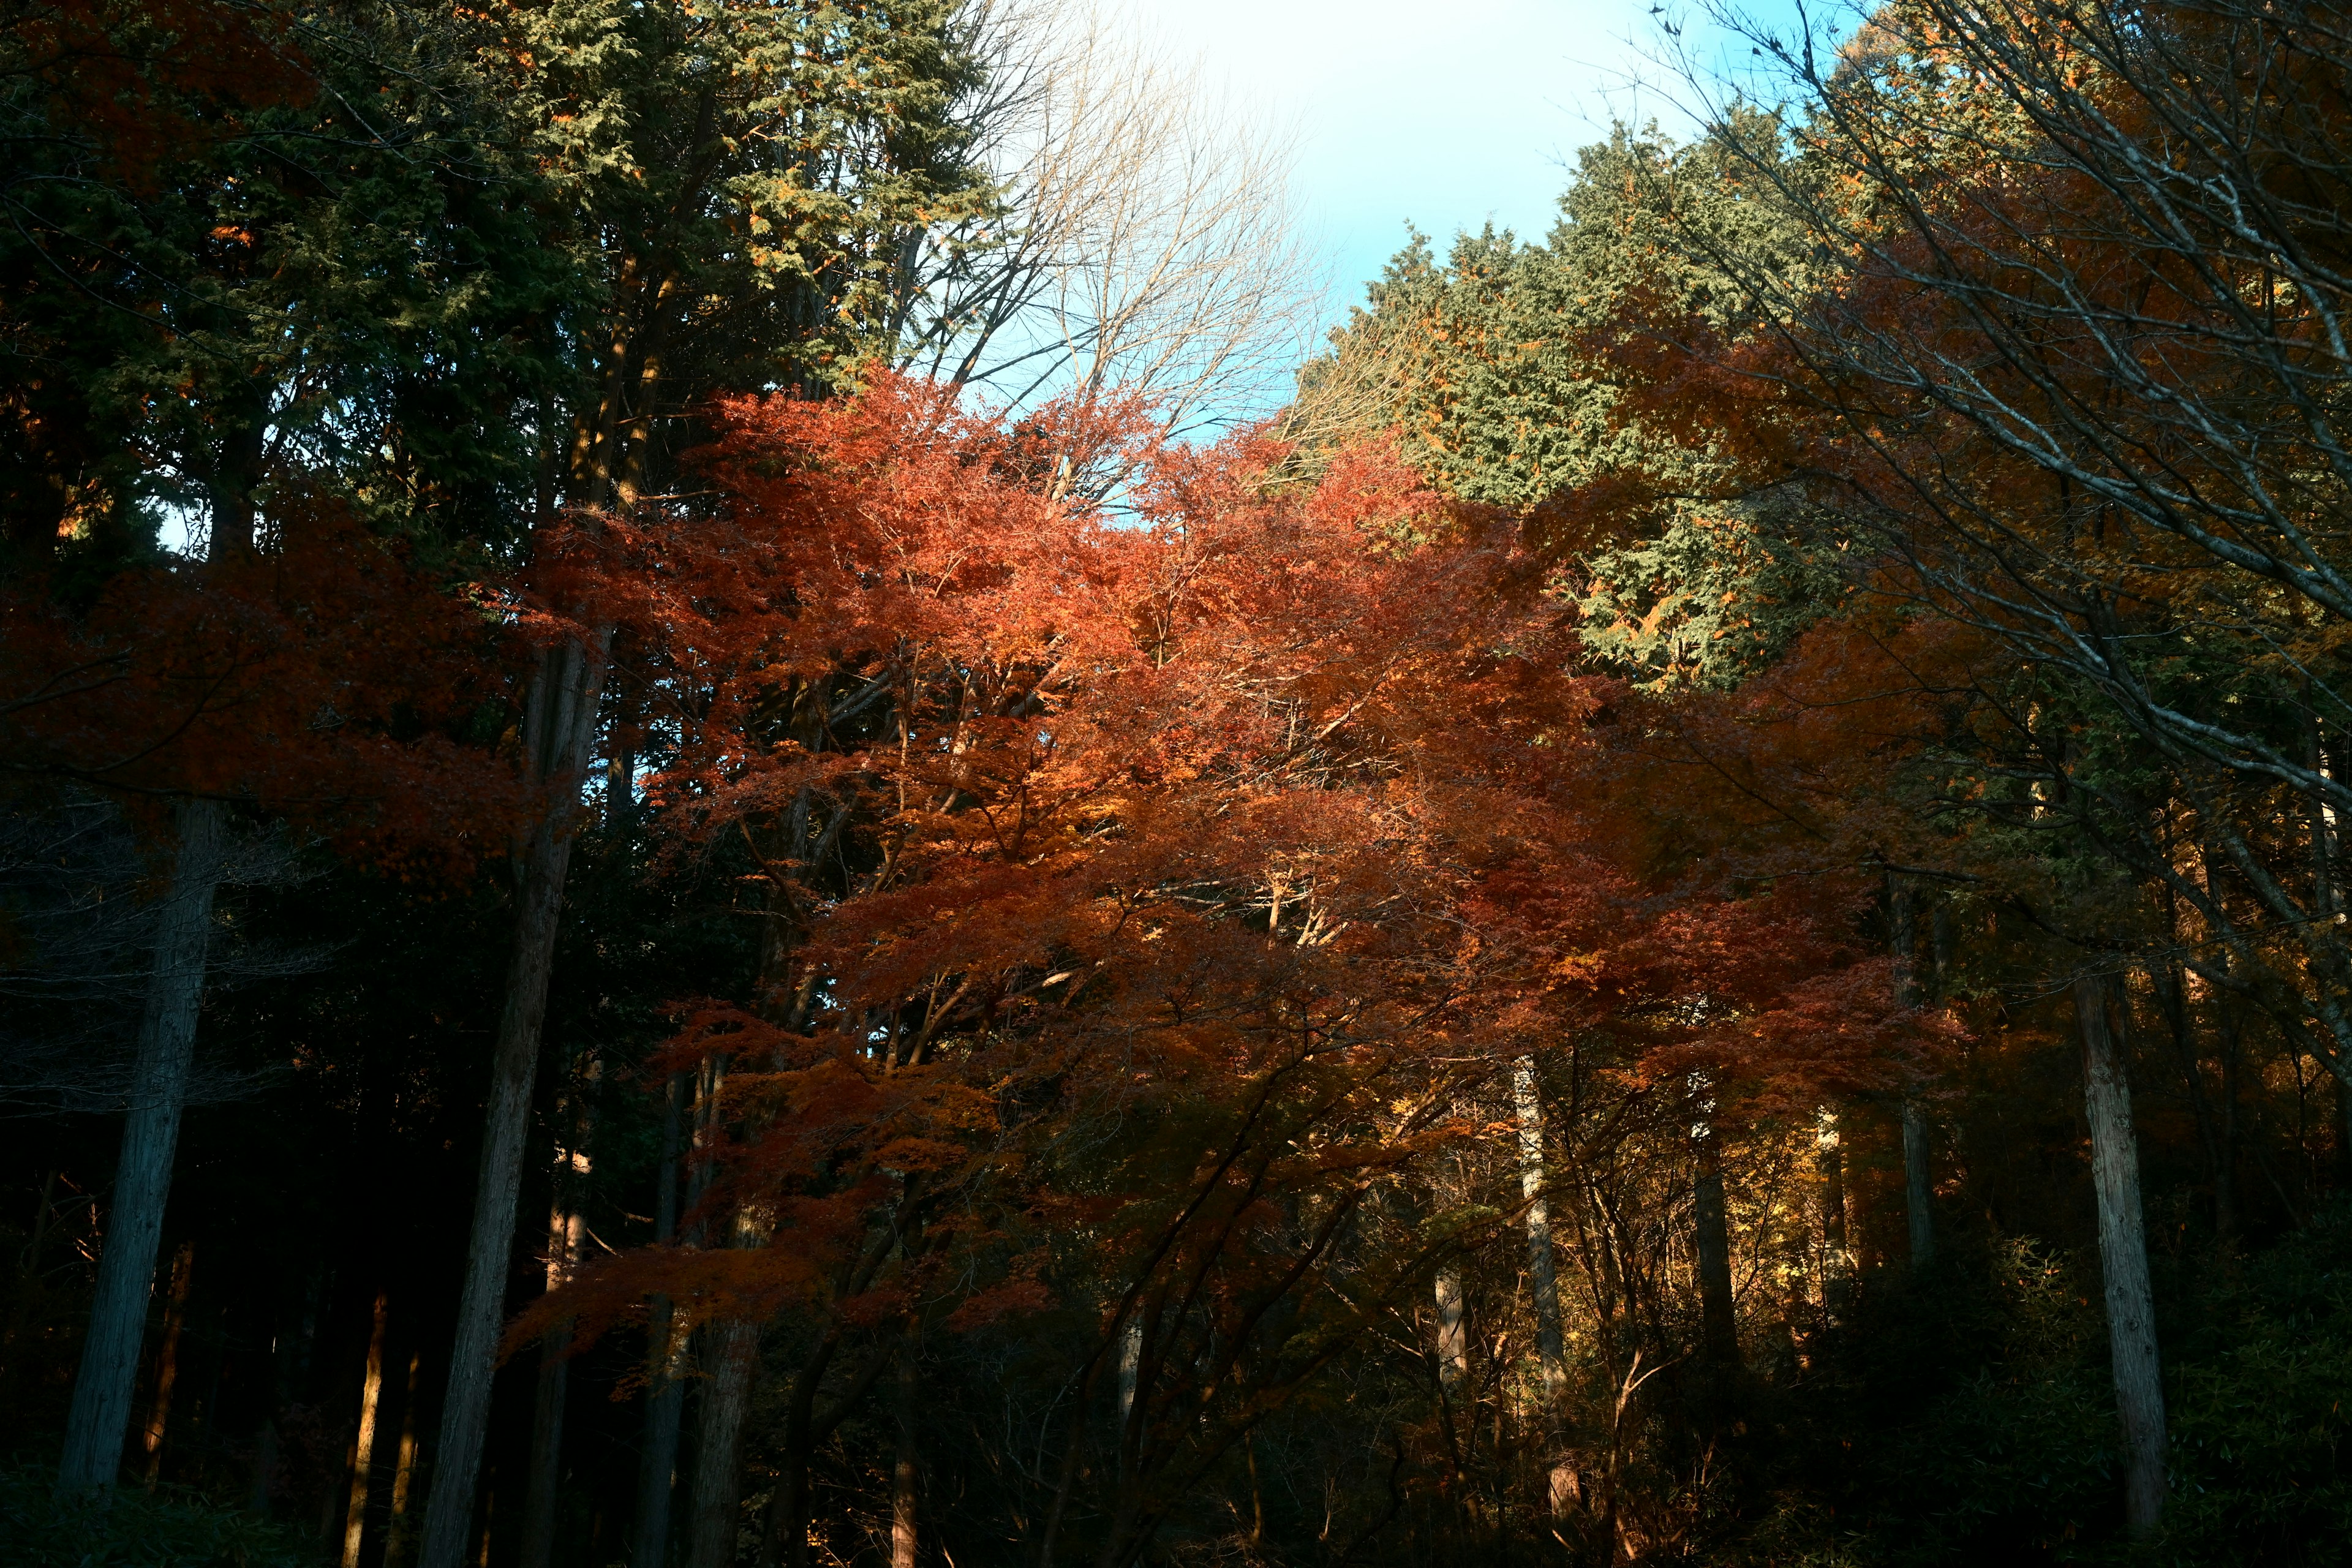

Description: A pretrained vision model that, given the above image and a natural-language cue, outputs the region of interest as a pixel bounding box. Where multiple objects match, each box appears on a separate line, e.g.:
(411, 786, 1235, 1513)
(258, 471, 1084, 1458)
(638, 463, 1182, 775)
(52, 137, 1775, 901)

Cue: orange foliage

(522, 373, 1926, 1376)
(0, 501, 526, 868)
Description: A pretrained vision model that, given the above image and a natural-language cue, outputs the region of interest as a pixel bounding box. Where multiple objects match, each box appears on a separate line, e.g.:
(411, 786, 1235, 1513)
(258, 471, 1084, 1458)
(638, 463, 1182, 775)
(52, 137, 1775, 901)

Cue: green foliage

(1291, 120, 1839, 687)
(2157, 1207, 2352, 1563)
(0, 1466, 319, 1567)
(1575, 505, 1849, 688)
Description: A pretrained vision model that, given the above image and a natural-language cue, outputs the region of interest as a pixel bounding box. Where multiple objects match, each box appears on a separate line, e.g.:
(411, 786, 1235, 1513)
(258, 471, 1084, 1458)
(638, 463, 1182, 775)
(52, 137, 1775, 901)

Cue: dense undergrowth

(0, 1464, 320, 1568)
(1733, 1208, 2352, 1564)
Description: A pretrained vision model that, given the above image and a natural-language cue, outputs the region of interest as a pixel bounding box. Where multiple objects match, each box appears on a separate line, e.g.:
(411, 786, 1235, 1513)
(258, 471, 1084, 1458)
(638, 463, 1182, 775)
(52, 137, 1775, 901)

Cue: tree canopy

(10, 3, 2352, 1566)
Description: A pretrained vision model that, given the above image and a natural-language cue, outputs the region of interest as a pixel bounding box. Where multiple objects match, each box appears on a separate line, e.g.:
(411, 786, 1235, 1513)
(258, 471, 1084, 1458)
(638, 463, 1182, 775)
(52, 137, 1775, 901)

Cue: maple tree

(467, 369, 1916, 1565)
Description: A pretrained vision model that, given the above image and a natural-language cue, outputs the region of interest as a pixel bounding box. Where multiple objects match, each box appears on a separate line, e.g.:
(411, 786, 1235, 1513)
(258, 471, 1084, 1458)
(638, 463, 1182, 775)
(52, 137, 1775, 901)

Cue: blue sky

(1119, 0, 1805, 331)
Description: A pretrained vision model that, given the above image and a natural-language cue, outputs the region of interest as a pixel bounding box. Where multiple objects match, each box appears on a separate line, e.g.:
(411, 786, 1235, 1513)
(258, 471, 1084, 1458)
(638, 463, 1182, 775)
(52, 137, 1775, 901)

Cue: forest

(7, 0, 2352, 1562)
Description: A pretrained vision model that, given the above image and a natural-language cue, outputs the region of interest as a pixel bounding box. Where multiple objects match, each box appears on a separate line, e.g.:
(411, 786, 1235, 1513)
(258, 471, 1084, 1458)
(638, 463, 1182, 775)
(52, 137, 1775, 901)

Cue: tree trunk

(2337, 1070, 2352, 1194)
(1900, 1102, 1936, 1269)
(2217, 1001, 2241, 1244)
(685, 1319, 762, 1568)
(2075, 973, 2166, 1537)
(417, 631, 608, 1568)
(1890, 880, 1937, 1268)
(1, 1170, 61, 1417)
(685, 1185, 773, 1568)
(635, 1316, 691, 1568)
(343, 1291, 390, 1568)
(891, 1330, 918, 1568)
(518, 1323, 571, 1568)
(57, 797, 224, 1495)
(1117, 1312, 1144, 1431)
(634, 1073, 690, 1568)
(521, 1137, 589, 1568)
(1433, 1268, 1469, 1407)
(140, 1241, 195, 1488)
(1692, 1133, 1738, 1368)
(385, 1350, 423, 1566)
(1512, 1058, 1574, 1514)
(756, 1337, 828, 1568)
(1816, 1107, 1850, 1325)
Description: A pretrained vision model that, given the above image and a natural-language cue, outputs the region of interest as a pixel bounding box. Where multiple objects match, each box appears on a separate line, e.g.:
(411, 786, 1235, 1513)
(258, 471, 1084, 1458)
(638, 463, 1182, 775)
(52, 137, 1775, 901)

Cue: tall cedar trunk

(1889, 881, 1937, 1267)
(2074, 973, 2167, 1536)
(140, 1242, 195, 1487)
(685, 1318, 763, 1568)
(1692, 1133, 1738, 1368)
(417, 630, 608, 1568)
(633, 1072, 690, 1568)
(342, 1292, 390, 1568)
(891, 1330, 919, 1568)
(1512, 1058, 1574, 1513)
(57, 796, 225, 1494)
(521, 1136, 589, 1568)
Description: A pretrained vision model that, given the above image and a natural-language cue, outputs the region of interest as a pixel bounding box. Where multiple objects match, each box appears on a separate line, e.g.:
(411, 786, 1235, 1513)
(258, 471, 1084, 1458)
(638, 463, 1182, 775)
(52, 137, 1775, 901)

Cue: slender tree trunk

(1899, 1103, 1936, 1270)
(1512, 1058, 1574, 1514)
(757, 1336, 831, 1568)
(2217, 1003, 2241, 1245)
(1433, 1268, 1469, 1407)
(2154, 962, 2232, 1235)
(2337, 1071, 2352, 1194)
(417, 631, 608, 1568)
(2075, 973, 2166, 1537)
(343, 1292, 390, 1568)
(385, 1350, 423, 1566)
(2203, 852, 2244, 1243)
(634, 1073, 689, 1568)
(1691, 1131, 1738, 1368)
(753, 1332, 894, 1568)
(1890, 881, 1937, 1268)
(521, 1136, 588, 1568)
(684, 1181, 774, 1568)
(518, 1317, 571, 1568)
(891, 1329, 919, 1568)
(685, 852, 822, 1568)
(1, 1170, 61, 1417)
(58, 797, 224, 1494)
(140, 1241, 195, 1488)
(1817, 1108, 1850, 1325)
(1117, 1312, 1144, 1431)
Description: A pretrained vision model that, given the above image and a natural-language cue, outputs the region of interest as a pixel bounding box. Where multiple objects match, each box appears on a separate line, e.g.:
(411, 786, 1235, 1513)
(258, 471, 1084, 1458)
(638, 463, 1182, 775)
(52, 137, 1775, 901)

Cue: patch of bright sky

(1114, 0, 1815, 337)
